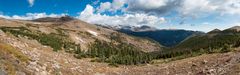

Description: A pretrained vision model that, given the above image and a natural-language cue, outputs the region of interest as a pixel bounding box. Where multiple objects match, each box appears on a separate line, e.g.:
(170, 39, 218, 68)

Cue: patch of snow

(33, 22, 41, 25)
(94, 72, 105, 75)
(87, 30, 98, 36)
(74, 36, 85, 43)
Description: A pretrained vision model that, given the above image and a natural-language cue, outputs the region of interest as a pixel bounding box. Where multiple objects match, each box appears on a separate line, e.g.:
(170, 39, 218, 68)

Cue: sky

(0, 0, 240, 32)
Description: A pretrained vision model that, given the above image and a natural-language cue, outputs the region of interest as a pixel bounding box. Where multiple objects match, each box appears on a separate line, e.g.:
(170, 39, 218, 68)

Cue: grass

(0, 42, 30, 75)
(0, 26, 61, 51)
(0, 43, 29, 62)
(0, 26, 81, 52)
(3, 61, 16, 75)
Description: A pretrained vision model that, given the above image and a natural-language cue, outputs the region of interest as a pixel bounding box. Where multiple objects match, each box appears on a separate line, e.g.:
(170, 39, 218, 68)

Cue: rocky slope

(0, 30, 240, 75)
(0, 17, 161, 52)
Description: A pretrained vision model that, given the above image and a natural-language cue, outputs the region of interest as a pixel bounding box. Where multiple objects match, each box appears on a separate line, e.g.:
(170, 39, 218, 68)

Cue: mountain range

(100, 25, 204, 47)
(0, 16, 240, 75)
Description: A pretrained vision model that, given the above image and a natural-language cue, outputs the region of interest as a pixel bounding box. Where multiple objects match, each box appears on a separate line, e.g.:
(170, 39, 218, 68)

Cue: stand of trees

(155, 33, 240, 59)
(0, 26, 81, 52)
(75, 39, 154, 65)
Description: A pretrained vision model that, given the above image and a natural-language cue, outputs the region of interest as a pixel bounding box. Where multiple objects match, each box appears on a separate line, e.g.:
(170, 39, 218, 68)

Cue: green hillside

(154, 29, 240, 59)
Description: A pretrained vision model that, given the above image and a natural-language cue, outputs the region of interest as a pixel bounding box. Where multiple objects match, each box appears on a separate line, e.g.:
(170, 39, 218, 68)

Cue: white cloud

(78, 0, 240, 32)
(180, 0, 218, 17)
(0, 13, 67, 20)
(28, 0, 34, 7)
(219, 0, 240, 15)
(0, 15, 11, 19)
(100, 0, 240, 17)
(180, 0, 240, 17)
(78, 5, 165, 26)
(97, 0, 126, 13)
(127, 0, 169, 13)
(80, 5, 94, 16)
(98, 2, 112, 12)
(2, 0, 239, 32)
(111, 0, 126, 11)
(129, 0, 167, 9)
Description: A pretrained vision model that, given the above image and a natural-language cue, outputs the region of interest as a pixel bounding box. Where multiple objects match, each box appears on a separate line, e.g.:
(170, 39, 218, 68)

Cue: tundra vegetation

(1, 26, 240, 65)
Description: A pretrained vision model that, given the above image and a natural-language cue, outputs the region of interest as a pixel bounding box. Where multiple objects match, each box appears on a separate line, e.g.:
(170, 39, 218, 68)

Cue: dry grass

(3, 61, 16, 75)
(0, 42, 30, 74)
(0, 42, 29, 62)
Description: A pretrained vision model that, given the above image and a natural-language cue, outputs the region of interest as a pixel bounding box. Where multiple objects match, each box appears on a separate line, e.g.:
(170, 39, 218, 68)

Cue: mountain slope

(170, 26, 240, 53)
(0, 17, 164, 66)
(0, 17, 162, 52)
(116, 26, 203, 47)
(0, 32, 240, 75)
(0, 17, 240, 74)
(32, 16, 74, 22)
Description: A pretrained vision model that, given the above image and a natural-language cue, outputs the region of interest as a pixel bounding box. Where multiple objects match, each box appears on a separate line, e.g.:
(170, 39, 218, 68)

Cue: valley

(0, 17, 240, 75)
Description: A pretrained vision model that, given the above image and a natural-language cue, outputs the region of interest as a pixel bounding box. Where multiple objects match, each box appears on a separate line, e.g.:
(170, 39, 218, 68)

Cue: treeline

(156, 33, 240, 59)
(75, 32, 155, 65)
(75, 39, 154, 65)
(175, 33, 240, 51)
(0, 26, 80, 52)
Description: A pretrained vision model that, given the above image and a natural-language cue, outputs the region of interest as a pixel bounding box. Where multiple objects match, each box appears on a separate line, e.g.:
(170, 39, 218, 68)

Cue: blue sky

(0, 0, 99, 16)
(0, 0, 240, 32)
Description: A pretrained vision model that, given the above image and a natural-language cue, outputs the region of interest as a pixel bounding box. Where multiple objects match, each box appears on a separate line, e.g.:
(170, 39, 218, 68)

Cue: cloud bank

(0, 13, 67, 20)
(78, 5, 166, 26)
(77, 0, 240, 31)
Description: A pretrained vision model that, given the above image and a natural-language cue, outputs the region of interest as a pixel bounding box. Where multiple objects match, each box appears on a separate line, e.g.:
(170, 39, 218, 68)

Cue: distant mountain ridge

(224, 26, 240, 32)
(99, 25, 204, 47)
(32, 16, 75, 22)
(172, 26, 240, 52)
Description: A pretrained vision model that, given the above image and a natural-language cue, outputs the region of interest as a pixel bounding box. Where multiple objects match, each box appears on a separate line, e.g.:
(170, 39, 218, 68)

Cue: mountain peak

(208, 28, 221, 33)
(59, 15, 74, 20)
(223, 26, 240, 32)
(132, 25, 157, 32)
(32, 15, 75, 22)
(229, 26, 240, 30)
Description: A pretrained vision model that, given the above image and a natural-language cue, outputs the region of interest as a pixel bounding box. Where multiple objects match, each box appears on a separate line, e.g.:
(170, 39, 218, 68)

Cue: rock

(202, 60, 208, 64)
(0, 69, 6, 75)
(70, 66, 81, 71)
(0, 30, 6, 36)
(207, 69, 216, 74)
(16, 71, 26, 75)
(94, 72, 105, 75)
(192, 63, 197, 67)
(39, 71, 48, 75)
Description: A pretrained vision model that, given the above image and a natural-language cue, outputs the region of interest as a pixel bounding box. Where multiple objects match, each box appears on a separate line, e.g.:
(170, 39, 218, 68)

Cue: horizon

(0, 15, 236, 33)
(0, 0, 240, 32)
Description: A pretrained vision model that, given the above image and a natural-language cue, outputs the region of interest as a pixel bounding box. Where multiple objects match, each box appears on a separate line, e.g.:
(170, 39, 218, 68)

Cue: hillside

(0, 17, 162, 52)
(0, 17, 240, 75)
(155, 26, 240, 59)
(116, 26, 204, 47)
(0, 30, 240, 75)
(99, 25, 204, 47)
(174, 27, 240, 50)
